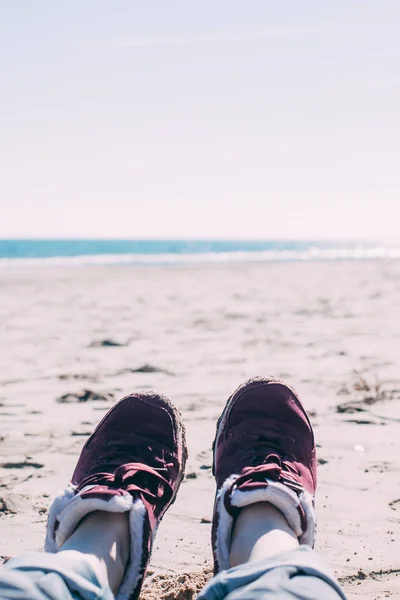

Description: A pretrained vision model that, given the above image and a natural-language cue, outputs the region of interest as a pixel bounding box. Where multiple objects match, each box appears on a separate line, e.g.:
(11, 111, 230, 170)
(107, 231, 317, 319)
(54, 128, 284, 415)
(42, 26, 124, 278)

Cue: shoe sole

(150, 392, 188, 515)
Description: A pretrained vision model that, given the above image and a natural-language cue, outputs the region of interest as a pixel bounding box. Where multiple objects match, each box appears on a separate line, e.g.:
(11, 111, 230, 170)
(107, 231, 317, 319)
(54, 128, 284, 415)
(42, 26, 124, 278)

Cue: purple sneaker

(212, 377, 317, 572)
(45, 392, 187, 600)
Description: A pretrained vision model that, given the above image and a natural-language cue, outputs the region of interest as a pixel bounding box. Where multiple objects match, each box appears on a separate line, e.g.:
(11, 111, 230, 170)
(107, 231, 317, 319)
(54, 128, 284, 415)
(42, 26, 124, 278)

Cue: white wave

(1, 246, 400, 268)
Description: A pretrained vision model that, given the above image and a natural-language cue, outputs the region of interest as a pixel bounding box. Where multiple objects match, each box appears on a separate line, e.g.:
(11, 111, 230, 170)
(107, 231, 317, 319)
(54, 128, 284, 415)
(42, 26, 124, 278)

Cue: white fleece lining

(45, 484, 77, 553)
(231, 482, 303, 536)
(214, 476, 317, 571)
(45, 485, 147, 600)
(298, 489, 316, 547)
(214, 475, 237, 571)
(116, 499, 146, 600)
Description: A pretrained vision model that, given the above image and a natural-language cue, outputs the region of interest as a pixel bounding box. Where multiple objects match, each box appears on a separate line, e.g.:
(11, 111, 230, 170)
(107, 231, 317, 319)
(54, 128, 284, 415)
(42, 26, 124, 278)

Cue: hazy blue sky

(1, 1, 399, 240)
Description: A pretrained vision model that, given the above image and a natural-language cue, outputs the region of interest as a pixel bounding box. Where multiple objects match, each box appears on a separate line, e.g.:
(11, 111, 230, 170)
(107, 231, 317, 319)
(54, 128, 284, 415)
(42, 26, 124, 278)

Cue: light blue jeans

(0, 546, 346, 600)
(199, 547, 347, 600)
(0, 553, 113, 600)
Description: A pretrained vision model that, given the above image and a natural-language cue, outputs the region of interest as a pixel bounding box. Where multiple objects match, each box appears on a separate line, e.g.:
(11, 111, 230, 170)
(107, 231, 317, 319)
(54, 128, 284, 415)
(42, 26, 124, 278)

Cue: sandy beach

(0, 259, 399, 599)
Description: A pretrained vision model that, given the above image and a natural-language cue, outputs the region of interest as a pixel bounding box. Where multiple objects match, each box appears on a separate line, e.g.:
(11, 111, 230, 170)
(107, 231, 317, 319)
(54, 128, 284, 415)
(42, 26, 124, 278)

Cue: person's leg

(229, 502, 298, 566)
(216, 501, 345, 600)
(1, 392, 187, 600)
(199, 377, 347, 600)
(58, 511, 130, 594)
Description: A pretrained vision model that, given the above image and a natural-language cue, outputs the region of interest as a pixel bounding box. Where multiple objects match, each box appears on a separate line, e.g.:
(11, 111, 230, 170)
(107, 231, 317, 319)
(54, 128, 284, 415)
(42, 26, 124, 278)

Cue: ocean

(0, 239, 399, 267)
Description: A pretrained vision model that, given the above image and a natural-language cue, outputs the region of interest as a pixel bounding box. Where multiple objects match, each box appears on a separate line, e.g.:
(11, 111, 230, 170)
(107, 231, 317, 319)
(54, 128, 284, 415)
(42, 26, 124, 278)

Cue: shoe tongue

(79, 484, 128, 501)
(237, 462, 283, 488)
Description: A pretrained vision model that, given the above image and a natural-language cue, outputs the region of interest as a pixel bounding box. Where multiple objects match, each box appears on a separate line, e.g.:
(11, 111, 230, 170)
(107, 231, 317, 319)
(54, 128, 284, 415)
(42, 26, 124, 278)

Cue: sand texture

(0, 260, 399, 598)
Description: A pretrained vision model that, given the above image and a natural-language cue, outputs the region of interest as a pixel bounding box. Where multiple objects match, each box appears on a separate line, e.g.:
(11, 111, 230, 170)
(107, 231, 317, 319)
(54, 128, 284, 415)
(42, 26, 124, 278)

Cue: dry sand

(0, 260, 399, 599)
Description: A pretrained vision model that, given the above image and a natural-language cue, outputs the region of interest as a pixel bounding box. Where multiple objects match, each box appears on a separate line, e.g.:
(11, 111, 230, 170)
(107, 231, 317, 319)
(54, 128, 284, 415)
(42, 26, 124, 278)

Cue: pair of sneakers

(45, 377, 317, 600)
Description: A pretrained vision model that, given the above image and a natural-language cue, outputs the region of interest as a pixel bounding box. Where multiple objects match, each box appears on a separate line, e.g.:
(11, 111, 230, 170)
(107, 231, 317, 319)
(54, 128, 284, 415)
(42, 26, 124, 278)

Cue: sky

(0, 1, 399, 240)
